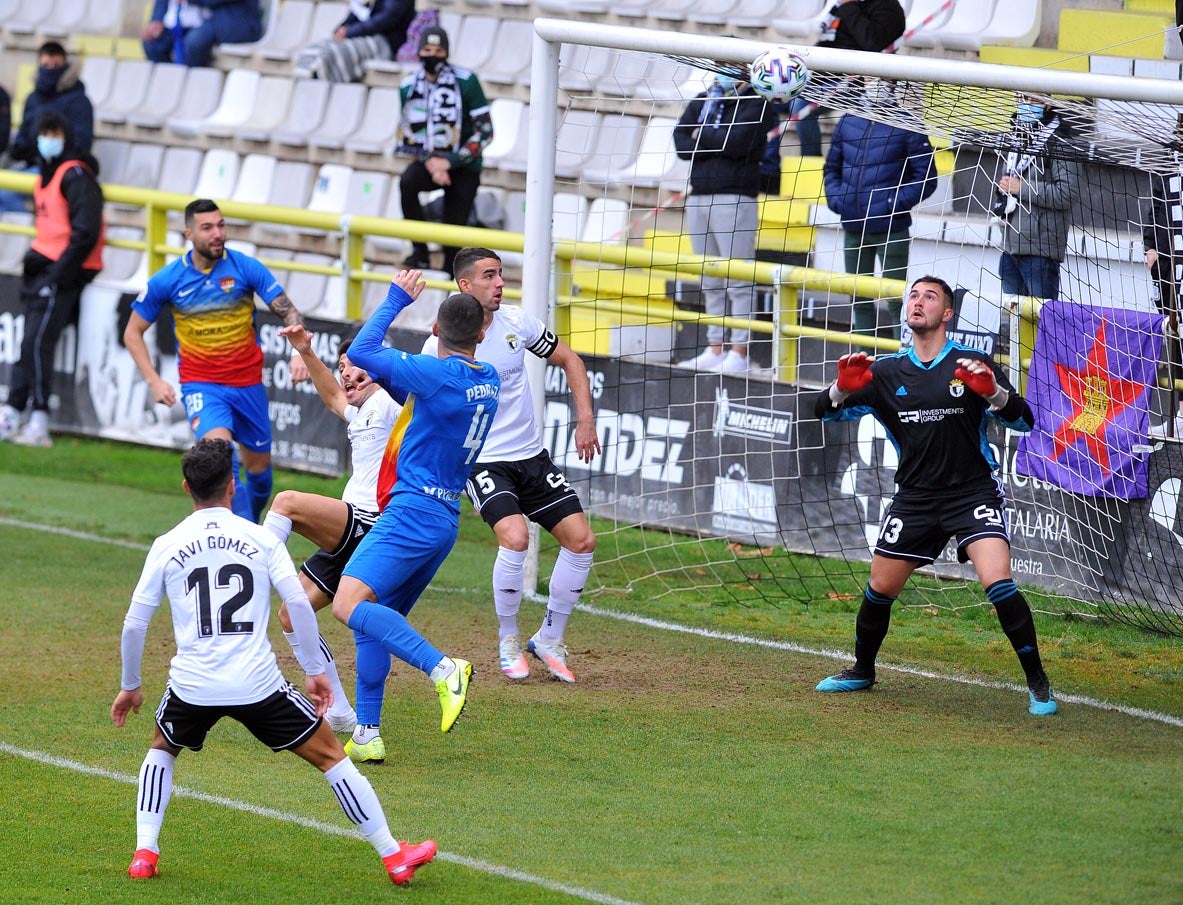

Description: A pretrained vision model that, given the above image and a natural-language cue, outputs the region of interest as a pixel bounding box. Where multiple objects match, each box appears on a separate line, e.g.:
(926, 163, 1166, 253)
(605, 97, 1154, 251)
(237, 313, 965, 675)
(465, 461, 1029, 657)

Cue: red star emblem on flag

(1049, 318, 1145, 475)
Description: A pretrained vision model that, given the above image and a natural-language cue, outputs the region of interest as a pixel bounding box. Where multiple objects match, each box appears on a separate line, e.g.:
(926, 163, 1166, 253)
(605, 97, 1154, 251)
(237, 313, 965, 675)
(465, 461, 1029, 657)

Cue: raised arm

(279, 324, 348, 419)
(267, 291, 310, 383)
(349, 270, 426, 391)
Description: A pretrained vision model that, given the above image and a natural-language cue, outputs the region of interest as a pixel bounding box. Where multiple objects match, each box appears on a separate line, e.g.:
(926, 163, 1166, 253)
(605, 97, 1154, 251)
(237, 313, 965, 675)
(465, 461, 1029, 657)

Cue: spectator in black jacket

(293, 0, 416, 82)
(0, 112, 105, 449)
(1141, 170, 1183, 436)
(673, 73, 776, 374)
(789, 0, 905, 158)
(0, 85, 10, 159)
(0, 42, 94, 213)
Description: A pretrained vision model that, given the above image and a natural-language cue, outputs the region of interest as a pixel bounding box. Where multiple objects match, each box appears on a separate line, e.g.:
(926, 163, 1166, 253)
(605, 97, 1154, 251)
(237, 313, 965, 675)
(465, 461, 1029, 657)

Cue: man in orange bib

(1, 111, 104, 448)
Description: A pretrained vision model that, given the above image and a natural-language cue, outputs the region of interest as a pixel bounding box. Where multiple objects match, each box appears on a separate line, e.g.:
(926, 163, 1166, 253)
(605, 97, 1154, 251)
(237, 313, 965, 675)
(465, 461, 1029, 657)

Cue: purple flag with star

(1015, 299, 1164, 498)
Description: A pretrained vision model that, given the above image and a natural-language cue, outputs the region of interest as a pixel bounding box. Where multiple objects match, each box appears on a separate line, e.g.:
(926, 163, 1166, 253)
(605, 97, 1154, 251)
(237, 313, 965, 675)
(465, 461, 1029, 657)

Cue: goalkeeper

(813, 275, 1057, 716)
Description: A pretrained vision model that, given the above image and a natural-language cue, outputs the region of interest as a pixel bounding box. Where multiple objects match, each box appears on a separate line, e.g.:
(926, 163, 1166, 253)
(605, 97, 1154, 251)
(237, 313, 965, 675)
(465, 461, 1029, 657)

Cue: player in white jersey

(110, 438, 436, 886)
(262, 326, 403, 746)
(425, 247, 600, 682)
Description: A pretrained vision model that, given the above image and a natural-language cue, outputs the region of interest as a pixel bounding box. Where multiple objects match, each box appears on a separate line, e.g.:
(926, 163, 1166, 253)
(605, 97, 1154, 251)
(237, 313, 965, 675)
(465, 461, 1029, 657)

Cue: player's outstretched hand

(574, 420, 601, 464)
(392, 269, 427, 301)
(955, 357, 997, 398)
(305, 674, 332, 718)
(836, 352, 875, 393)
(111, 688, 143, 727)
(279, 323, 312, 354)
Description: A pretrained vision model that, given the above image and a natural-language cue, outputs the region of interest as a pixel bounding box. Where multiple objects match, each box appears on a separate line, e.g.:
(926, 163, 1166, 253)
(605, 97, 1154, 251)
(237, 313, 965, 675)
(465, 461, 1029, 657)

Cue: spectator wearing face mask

(994, 95, 1081, 303)
(823, 83, 938, 338)
(672, 70, 777, 374)
(0, 112, 105, 448)
(0, 41, 94, 213)
(395, 26, 493, 278)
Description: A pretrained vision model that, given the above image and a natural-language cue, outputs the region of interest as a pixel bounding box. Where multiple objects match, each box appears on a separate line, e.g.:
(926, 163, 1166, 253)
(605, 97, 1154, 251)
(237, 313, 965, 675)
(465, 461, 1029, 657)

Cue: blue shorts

(181, 382, 271, 452)
(342, 502, 457, 615)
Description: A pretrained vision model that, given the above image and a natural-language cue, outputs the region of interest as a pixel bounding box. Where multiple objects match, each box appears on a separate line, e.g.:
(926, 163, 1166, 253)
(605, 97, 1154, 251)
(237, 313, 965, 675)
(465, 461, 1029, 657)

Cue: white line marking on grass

(9, 516, 1182, 729)
(575, 603, 1183, 729)
(0, 742, 641, 905)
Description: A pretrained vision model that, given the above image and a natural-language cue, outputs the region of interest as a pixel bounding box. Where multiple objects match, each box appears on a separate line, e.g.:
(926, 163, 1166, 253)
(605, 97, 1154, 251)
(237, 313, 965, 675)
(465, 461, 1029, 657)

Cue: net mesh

(537, 41, 1183, 637)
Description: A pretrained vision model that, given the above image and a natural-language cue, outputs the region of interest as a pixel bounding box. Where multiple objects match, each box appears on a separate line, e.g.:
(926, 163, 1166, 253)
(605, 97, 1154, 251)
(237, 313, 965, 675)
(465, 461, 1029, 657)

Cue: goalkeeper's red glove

(836, 353, 874, 394)
(955, 357, 1008, 407)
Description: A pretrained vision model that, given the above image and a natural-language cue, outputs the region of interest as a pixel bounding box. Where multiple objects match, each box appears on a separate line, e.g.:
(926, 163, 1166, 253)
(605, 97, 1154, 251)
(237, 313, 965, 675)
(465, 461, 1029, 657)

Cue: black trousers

(399, 160, 482, 277)
(9, 254, 95, 413)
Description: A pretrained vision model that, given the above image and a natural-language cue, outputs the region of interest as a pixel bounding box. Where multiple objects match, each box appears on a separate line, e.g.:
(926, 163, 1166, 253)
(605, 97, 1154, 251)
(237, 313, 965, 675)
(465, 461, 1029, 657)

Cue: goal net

(518, 19, 1183, 637)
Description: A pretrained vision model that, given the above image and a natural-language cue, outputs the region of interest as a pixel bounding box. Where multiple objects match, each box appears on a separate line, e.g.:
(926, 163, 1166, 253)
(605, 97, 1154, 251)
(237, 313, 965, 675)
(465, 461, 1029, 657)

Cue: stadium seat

(344, 169, 391, 219)
(234, 77, 297, 143)
(120, 143, 167, 191)
(481, 99, 528, 171)
(558, 44, 595, 93)
(553, 192, 589, 243)
(308, 82, 369, 153)
(581, 113, 646, 184)
(364, 186, 411, 260)
(96, 60, 155, 131)
(651, 0, 698, 22)
(79, 0, 123, 34)
(124, 63, 191, 133)
(452, 16, 499, 72)
(169, 69, 261, 139)
(231, 153, 278, 206)
(136, 67, 223, 134)
(687, 0, 741, 26)
(92, 139, 131, 185)
(978, 0, 1042, 47)
(504, 191, 527, 234)
(38, 0, 89, 39)
(306, 163, 353, 216)
(252, 161, 316, 244)
(102, 226, 147, 282)
(1059, 8, 1172, 59)
(902, 0, 958, 35)
(582, 197, 631, 244)
(218, 0, 282, 61)
(0, 212, 33, 275)
(78, 55, 117, 110)
(271, 78, 332, 149)
(552, 110, 602, 179)
(904, 0, 1020, 51)
(344, 87, 403, 157)
(4, 0, 56, 41)
(727, 0, 784, 29)
(255, 0, 315, 62)
(192, 149, 241, 202)
(283, 251, 333, 316)
(771, 0, 832, 38)
(156, 146, 204, 195)
(633, 61, 707, 103)
(622, 117, 689, 190)
(480, 20, 534, 86)
(535, 0, 611, 13)
(591, 49, 649, 98)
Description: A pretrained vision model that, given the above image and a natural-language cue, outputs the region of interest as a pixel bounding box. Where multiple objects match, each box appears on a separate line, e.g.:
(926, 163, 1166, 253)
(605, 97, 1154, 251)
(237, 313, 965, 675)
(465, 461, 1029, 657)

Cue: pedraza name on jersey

(466, 383, 499, 403)
(169, 535, 261, 569)
(897, 406, 964, 424)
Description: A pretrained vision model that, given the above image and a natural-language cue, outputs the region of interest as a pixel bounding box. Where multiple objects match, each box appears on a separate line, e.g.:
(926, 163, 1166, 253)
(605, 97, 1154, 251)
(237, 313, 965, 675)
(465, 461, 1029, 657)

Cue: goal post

(518, 18, 1183, 636)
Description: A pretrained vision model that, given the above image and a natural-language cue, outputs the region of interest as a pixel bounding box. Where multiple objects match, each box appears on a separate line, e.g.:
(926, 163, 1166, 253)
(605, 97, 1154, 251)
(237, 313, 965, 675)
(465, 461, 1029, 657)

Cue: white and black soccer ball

(749, 48, 811, 104)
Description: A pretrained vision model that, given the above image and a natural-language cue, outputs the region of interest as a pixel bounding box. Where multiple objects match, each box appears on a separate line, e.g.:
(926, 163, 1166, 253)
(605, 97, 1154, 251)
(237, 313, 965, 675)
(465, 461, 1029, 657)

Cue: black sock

(853, 584, 895, 675)
(988, 579, 1046, 686)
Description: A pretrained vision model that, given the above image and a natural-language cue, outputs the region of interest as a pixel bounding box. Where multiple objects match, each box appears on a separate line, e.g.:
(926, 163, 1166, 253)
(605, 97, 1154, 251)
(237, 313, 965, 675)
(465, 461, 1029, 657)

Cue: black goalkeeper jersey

(815, 340, 1035, 497)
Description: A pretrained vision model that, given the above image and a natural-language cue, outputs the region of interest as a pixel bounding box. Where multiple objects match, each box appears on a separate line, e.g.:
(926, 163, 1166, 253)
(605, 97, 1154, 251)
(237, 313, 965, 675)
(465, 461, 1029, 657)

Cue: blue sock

(347, 601, 444, 676)
(245, 467, 273, 523)
(353, 632, 391, 727)
(229, 447, 252, 521)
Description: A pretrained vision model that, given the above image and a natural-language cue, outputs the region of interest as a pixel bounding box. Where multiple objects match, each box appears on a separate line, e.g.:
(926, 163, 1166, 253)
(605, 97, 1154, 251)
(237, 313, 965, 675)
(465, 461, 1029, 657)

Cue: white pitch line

(0, 742, 641, 905)
(8, 516, 1183, 730)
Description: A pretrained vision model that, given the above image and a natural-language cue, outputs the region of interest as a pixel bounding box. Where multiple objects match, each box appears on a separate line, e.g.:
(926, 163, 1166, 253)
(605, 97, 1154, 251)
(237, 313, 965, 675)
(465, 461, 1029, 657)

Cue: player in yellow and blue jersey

(123, 198, 308, 522)
(328, 270, 499, 746)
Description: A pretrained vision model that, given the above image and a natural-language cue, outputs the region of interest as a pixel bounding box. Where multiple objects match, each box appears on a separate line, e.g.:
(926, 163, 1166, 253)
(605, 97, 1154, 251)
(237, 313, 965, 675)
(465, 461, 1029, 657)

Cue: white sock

(318, 636, 352, 715)
(262, 511, 292, 542)
(539, 548, 593, 643)
(135, 748, 176, 852)
(324, 758, 398, 858)
(27, 410, 49, 433)
(429, 656, 455, 684)
(352, 724, 381, 744)
(492, 547, 527, 638)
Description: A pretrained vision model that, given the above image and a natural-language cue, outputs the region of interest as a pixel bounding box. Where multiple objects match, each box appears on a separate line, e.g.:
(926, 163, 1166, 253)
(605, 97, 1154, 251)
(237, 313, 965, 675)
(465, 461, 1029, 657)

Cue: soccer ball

(749, 48, 810, 104)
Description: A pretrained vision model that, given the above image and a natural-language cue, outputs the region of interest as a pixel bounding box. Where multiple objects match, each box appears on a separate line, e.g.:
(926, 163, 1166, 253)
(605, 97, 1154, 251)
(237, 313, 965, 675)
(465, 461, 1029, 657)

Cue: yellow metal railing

(0, 173, 949, 383)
